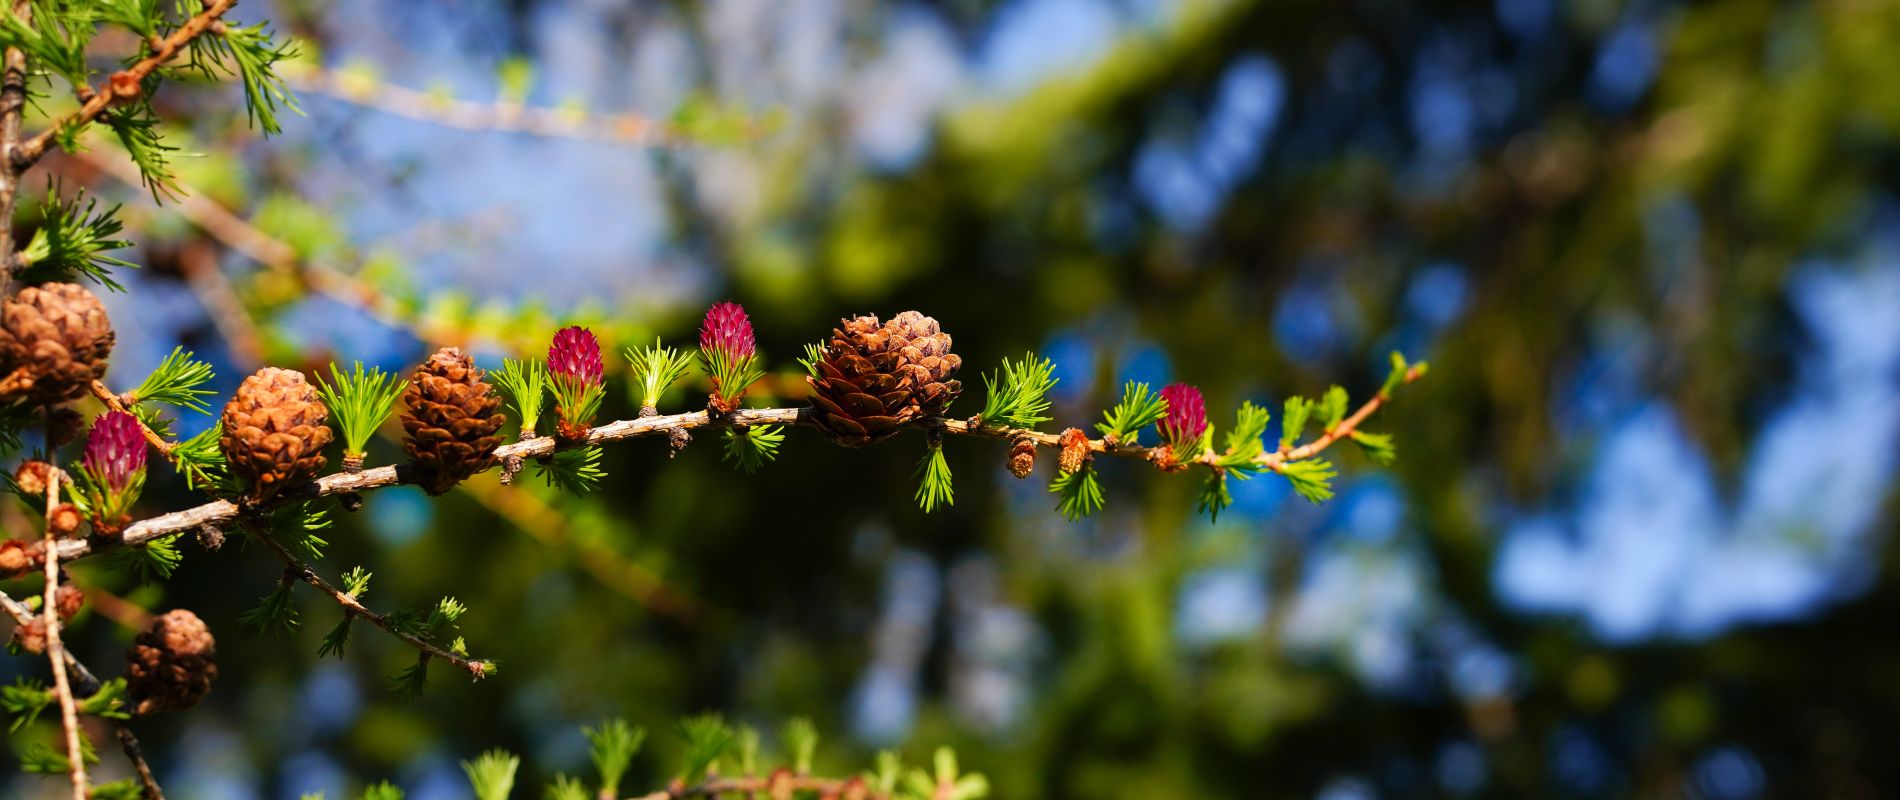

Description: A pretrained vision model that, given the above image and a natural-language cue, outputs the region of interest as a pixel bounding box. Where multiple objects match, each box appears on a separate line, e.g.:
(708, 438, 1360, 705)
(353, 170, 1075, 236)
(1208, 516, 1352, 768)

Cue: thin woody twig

(13, 0, 240, 170)
(89, 380, 174, 457)
(278, 63, 701, 147)
(38, 442, 87, 800)
(115, 724, 165, 800)
(248, 529, 494, 679)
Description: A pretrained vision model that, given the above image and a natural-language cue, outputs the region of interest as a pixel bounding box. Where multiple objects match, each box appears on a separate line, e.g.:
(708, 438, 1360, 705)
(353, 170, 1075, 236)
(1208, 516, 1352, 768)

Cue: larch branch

(13, 0, 240, 170)
(49, 376, 1414, 567)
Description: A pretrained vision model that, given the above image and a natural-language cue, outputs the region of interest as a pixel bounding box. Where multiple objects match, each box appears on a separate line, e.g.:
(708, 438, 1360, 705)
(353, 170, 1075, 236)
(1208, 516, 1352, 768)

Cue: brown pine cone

(220, 368, 334, 502)
(806, 310, 961, 446)
(0, 282, 114, 405)
(400, 347, 507, 495)
(125, 609, 217, 715)
(1007, 435, 1037, 479)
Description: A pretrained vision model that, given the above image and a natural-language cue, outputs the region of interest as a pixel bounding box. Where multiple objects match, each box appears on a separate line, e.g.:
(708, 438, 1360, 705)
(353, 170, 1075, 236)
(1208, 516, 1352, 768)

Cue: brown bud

(11, 618, 46, 654)
(0, 540, 30, 578)
(14, 460, 51, 498)
(45, 407, 83, 447)
(1149, 446, 1188, 474)
(48, 503, 82, 538)
(54, 584, 84, 622)
(1057, 428, 1090, 475)
(766, 767, 797, 800)
(838, 776, 872, 800)
(196, 523, 225, 552)
(108, 70, 142, 102)
(1007, 435, 1036, 479)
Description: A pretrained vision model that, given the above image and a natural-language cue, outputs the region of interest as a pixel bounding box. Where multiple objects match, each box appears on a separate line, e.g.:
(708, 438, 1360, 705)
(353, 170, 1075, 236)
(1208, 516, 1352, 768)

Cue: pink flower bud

(84, 410, 147, 492)
(1157, 383, 1207, 447)
(548, 326, 603, 387)
(699, 301, 756, 361)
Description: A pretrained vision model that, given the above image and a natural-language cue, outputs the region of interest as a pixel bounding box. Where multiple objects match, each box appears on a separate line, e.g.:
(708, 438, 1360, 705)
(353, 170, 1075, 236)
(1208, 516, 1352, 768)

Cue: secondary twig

(39, 447, 87, 799)
(248, 528, 494, 679)
(115, 724, 165, 800)
(89, 379, 175, 457)
(13, 0, 240, 170)
(278, 63, 709, 147)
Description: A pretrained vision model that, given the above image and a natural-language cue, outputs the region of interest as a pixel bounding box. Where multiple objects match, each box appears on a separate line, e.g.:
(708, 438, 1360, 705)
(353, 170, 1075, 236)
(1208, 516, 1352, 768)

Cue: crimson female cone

(401, 347, 507, 495)
(806, 310, 961, 446)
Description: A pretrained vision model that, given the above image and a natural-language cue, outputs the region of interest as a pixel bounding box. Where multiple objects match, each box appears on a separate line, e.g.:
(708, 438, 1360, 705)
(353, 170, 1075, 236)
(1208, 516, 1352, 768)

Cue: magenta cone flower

(84, 410, 147, 492)
(548, 326, 605, 440)
(548, 326, 604, 387)
(699, 301, 756, 361)
(699, 301, 760, 413)
(1157, 383, 1208, 448)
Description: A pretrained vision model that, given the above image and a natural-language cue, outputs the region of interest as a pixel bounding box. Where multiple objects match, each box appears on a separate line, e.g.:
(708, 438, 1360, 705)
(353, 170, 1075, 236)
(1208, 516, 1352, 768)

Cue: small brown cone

(220, 368, 334, 502)
(13, 460, 51, 498)
(1057, 428, 1090, 475)
(53, 584, 84, 621)
(0, 282, 114, 405)
(400, 348, 506, 496)
(806, 311, 962, 446)
(11, 618, 45, 654)
(0, 540, 29, 578)
(125, 609, 217, 715)
(1007, 435, 1037, 479)
(48, 503, 82, 538)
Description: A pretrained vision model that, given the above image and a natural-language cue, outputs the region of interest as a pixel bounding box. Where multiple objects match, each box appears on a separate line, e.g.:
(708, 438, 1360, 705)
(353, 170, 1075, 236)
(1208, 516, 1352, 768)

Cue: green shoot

(979, 352, 1058, 428)
(314, 361, 406, 458)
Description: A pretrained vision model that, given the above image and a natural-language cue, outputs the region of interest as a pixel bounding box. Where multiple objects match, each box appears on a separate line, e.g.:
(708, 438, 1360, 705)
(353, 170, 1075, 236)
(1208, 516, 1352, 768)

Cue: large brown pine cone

(0, 282, 114, 405)
(806, 310, 961, 446)
(125, 609, 217, 715)
(401, 347, 506, 495)
(220, 368, 333, 501)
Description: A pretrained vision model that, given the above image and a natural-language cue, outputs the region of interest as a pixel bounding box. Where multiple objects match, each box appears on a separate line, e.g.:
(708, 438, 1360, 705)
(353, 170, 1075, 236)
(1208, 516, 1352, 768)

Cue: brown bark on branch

(50, 373, 1418, 566)
(39, 450, 87, 800)
(12, 0, 241, 170)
